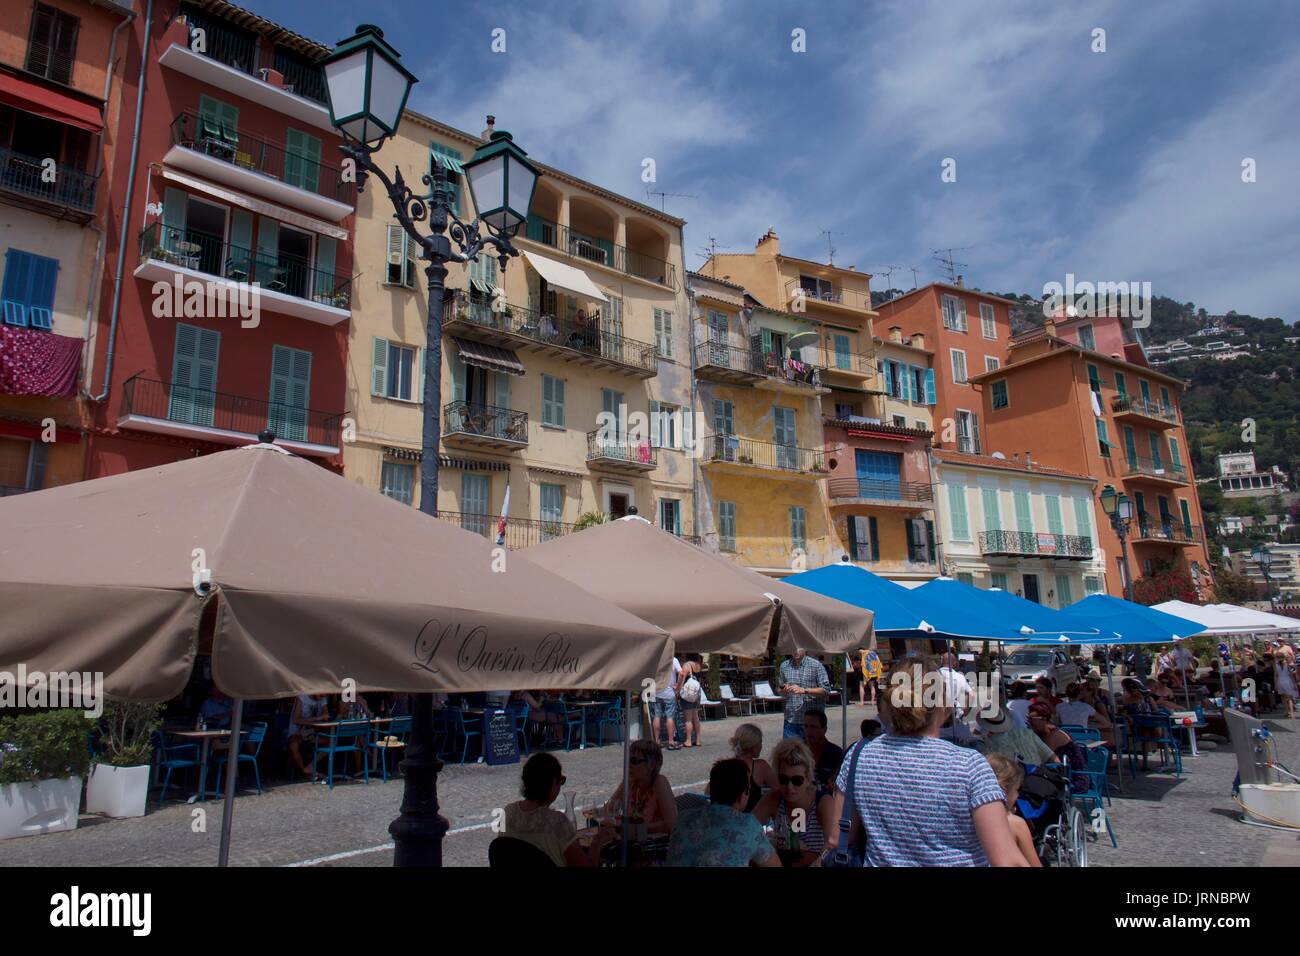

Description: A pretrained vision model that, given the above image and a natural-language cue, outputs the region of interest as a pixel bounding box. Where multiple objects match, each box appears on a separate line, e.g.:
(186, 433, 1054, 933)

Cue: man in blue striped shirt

(779, 649, 831, 739)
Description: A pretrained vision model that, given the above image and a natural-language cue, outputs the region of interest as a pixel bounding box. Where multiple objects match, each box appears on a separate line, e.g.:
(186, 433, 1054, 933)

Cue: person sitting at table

(977, 705, 1058, 766)
(802, 707, 844, 791)
(516, 690, 564, 746)
(985, 753, 1042, 868)
(504, 753, 610, 867)
(569, 308, 598, 351)
(751, 739, 836, 866)
(1056, 682, 1114, 746)
(1150, 672, 1177, 710)
(1082, 674, 1114, 718)
(198, 686, 232, 730)
(668, 759, 780, 868)
(1005, 681, 1032, 728)
(1032, 676, 1062, 714)
(606, 739, 677, 836)
(725, 723, 780, 812)
(288, 693, 330, 781)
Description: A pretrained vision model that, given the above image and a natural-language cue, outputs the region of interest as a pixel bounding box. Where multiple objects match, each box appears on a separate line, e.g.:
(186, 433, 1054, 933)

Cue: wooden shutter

(947, 485, 969, 540)
(868, 516, 880, 561)
(904, 517, 916, 560)
(648, 399, 661, 447)
(371, 337, 389, 396)
(881, 360, 892, 394)
(970, 412, 981, 453)
(1073, 497, 1093, 539)
(285, 128, 321, 193)
(982, 488, 1001, 530)
(1014, 491, 1033, 532)
(269, 345, 311, 442)
(386, 224, 405, 285)
(925, 368, 936, 405)
(314, 236, 336, 298)
(1046, 495, 1064, 535)
(925, 519, 935, 558)
(493, 368, 510, 409)
(2, 250, 34, 326)
(256, 218, 279, 283)
(171, 324, 219, 426)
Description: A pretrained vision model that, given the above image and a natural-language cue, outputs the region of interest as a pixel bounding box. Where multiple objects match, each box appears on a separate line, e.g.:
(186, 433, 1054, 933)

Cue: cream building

(344, 112, 694, 544)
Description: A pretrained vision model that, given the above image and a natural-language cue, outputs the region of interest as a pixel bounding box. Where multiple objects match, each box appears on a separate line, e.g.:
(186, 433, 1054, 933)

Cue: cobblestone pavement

(1, 705, 1296, 868)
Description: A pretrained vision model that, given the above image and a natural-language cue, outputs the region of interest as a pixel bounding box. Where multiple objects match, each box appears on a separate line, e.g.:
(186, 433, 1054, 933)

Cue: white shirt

(1056, 700, 1096, 728)
(1172, 647, 1194, 670)
(1007, 699, 1031, 728)
(657, 657, 682, 700)
(939, 667, 974, 722)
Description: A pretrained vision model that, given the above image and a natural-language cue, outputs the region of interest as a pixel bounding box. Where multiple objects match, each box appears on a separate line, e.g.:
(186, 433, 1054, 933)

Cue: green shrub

(97, 701, 161, 767)
(0, 710, 93, 785)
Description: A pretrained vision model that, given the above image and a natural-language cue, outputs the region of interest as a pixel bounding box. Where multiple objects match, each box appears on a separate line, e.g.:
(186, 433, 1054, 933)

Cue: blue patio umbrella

(1053, 594, 1205, 645)
(913, 578, 1101, 643)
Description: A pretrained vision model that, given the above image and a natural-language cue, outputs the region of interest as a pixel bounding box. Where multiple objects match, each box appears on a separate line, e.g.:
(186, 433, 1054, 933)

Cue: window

(835, 402, 856, 419)
(799, 275, 834, 300)
(602, 388, 625, 439)
(991, 379, 1009, 409)
(198, 95, 239, 141)
(892, 415, 906, 428)
(1, 249, 58, 329)
(719, 501, 737, 551)
(846, 515, 876, 562)
(650, 401, 690, 450)
(1095, 418, 1111, 457)
(429, 142, 463, 215)
(941, 294, 967, 332)
(542, 374, 565, 427)
(914, 419, 927, 431)
(833, 334, 851, 370)
(385, 224, 416, 288)
(1078, 324, 1096, 351)
(957, 572, 974, 586)
(982, 487, 1002, 530)
(371, 338, 416, 401)
(912, 366, 926, 401)
(1055, 574, 1073, 607)
(956, 409, 980, 454)
(284, 129, 322, 193)
(947, 484, 970, 541)
(1084, 575, 1102, 595)
(540, 483, 565, 536)
(1160, 386, 1172, 412)
(653, 309, 674, 358)
(991, 572, 1009, 591)
(1114, 371, 1127, 398)
(1014, 491, 1033, 533)
(950, 348, 968, 384)
(268, 344, 311, 442)
(1139, 379, 1152, 403)
(1087, 363, 1103, 393)
(26, 3, 79, 85)
(790, 506, 807, 551)
(660, 498, 682, 536)
(984, 355, 1001, 372)
(380, 461, 415, 506)
(1045, 494, 1064, 535)
(1072, 497, 1093, 539)
(980, 303, 997, 339)
(906, 516, 934, 562)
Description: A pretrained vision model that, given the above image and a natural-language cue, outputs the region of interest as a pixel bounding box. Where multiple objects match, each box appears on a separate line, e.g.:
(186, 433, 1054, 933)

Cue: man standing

(778, 648, 830, 739)
(938, 652, 977, 743)
(652, 655, 683, 750)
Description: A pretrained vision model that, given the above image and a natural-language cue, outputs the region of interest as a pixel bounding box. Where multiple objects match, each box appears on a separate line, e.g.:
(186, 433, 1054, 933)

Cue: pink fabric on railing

(0, 325, 82, 396)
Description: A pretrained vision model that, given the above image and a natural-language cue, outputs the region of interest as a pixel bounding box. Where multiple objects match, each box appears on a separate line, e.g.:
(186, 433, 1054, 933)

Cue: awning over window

(452, 338, 525, 377)
(160, 169, 349, 241)
(432, 153, 465, 175)
(469, 278, 493, 294)
(0, 71, 103, 133)
(522, 250, 608, 302)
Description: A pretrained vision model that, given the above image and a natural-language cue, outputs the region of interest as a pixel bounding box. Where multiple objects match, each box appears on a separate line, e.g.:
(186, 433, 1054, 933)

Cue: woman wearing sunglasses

(504, 753, 611, 866)
(605, 739, 677, 836)
(751, 739, 835, 866)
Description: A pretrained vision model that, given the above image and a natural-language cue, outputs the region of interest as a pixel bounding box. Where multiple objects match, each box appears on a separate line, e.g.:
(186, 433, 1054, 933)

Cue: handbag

(823, 739, 869, 868)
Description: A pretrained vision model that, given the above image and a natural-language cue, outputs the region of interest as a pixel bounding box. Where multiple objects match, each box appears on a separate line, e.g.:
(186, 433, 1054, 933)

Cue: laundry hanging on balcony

(0, 325, 82, 396)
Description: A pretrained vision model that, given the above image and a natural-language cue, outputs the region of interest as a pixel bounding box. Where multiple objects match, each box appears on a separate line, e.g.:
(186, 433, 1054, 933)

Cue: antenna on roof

(909, 266, 921, 290)
(821, 229, 837, 266)
(932, 247, 972, 283)
(874, 265, 902, 294)
(645, 189, 696, 213)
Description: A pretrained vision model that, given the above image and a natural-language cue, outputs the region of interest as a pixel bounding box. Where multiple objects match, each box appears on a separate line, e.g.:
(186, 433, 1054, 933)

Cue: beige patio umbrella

(519, 515, 873, 658)
(0, 443, 673, 699)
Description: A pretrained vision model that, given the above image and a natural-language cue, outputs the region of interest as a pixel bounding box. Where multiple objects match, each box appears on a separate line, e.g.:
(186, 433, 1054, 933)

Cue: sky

(255, 0, 1300, 322)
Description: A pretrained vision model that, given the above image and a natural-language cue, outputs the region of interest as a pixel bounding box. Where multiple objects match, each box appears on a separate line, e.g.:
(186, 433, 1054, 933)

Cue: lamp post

(1253, 546, 1276, 610)
(1100, 487, 1135, 602)
(321, 25, 539, 867)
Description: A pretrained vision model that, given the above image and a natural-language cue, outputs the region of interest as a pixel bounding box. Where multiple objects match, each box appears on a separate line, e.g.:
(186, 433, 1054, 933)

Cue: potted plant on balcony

(737, 454, 753, 464)
(0, 709, 92, 840)
(84, 701, 161, 819)
(573, 511, 607, 532)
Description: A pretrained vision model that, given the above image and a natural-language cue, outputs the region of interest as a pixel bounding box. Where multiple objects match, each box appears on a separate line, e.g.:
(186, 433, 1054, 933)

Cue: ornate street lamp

(1253, 546, 1276, 610)
(322, 24, 539, 867)
(1100, 487, 1135, 601)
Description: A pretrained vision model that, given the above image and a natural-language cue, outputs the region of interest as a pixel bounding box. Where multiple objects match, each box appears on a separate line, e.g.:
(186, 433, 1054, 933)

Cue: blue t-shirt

(667, 802, 776, 867)
(835, 734, 1005, 867)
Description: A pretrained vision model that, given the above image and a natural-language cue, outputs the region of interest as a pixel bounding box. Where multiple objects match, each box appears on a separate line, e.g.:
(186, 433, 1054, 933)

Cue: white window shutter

(371, 337, 388, 396)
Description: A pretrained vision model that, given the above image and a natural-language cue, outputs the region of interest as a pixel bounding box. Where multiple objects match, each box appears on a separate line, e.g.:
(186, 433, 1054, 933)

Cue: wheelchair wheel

(1039, 823, 1062, 867)
(1065, 805, 1088, 867)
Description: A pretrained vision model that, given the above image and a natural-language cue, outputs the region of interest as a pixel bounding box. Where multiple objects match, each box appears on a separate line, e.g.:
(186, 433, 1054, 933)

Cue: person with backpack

(678, 660, 703, 748)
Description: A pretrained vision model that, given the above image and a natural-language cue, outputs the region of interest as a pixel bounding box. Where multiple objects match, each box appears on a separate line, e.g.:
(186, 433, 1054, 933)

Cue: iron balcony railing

(783, 278, 874, 311)
(272, 50, 329, 104)
(121, 375, 344, 448)
(705, 435, 825, 473)
(978, 530, 1094, 558)
(693, 339, 758, 375)
(437, 510, 576, 549)
(1112, 394, 1179, 424)
(1122, 454, 1187, 482)
(827, 477, 933, 502)
(170, 111, 354, 204)
(522, 214, 678, 290)
(443, 401, 528, 444)
(586, 430, 657, 467)
(182, 7, 259, 74)
(446, 292, 656, 373)
(139, 222, 352, 309)
(1133, 519, 1202, 545)
(0, 145, 98, 214)
(752, 348, 822, 388)
(806, 346, 874, 375)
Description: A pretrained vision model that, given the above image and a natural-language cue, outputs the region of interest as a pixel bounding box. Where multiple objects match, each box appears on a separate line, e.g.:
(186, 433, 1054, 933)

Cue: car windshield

(1007, 651, 1054, 666)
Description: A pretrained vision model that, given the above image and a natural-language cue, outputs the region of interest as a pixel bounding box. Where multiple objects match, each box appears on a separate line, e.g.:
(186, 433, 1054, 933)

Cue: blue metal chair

(153, 731, 201, 808)
(1132, 713, 1182, 777)
(209, 722, 268, 797)
(596, 697, 624, 745)
(561, 705, 586, 751)
(440, 709, 483, 764)
(1060, 725, 1101, 743)
(506, 702, 530, 756)
(315, 719, 371, 789)
(369, 717, 412, 782)
(1072, 745, 1117, 848)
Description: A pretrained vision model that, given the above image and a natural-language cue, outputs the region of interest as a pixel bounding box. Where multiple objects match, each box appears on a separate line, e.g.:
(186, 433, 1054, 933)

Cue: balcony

(1121, 455, 1189, 487)
(166, 111, 354, 221)
(702, 435, 826, 478)
(1112, 395, 1179, 429)
(978, 530, 1094, 560)
(521, 214, 677, 290)
(806, 347, 875, 382)
(827, 477, 933, 508)
(752, 349, 828, 394)
(0, 145, 98, 219)
(442, 401, 528, 451)
(135, 223, 351, 326)
(443, 292, 656, 378)
(783, 278, 874, 313)
(692, 339, 764, 385)
(119, 375, 343, 457)
(436, 510, 577, 549)
(1132, 520, 1202, 547)
(586, 431, 657, 473)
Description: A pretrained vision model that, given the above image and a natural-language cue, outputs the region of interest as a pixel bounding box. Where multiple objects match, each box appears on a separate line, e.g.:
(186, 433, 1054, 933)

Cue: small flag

(495, 485, 511, 546)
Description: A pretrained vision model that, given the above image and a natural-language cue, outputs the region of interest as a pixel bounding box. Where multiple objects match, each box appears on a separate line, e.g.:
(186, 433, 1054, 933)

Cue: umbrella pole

(621, 690, 631, 868)
(217, 697, 244, 867)
(842, 653, 849, 748)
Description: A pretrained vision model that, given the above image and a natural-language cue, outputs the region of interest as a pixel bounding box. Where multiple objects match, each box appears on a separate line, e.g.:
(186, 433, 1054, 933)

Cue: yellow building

(344, 112, 694, 543)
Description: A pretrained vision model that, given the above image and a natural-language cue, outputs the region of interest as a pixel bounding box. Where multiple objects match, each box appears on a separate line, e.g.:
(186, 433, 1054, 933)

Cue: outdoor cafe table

(168, 728, 231, 803)
(569, 700, 602, 749)
(1168, 710, 1207, 757)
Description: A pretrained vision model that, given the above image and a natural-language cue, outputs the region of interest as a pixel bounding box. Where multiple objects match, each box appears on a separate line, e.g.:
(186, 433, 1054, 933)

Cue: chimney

(1012, 453, 1020, 462)
(889, 326, 903, 343)
(756, 227, 780, 256)
(1043, 317, 1057, 337)
(482, 115, 496, 139)
(1025, 451, 1032, 469)
(911, 331, 925, 350)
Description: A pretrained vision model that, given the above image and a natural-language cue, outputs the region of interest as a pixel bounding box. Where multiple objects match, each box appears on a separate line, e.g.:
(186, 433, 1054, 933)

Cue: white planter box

(85, 763, 151, 819)
(0, 776, 83, 840)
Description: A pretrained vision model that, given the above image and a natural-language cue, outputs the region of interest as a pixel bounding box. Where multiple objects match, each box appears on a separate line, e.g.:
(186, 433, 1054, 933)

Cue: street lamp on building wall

(321, 24, 539, 867)
(1100, 486, 1135, 601)
(1253, 545, 1276, 610)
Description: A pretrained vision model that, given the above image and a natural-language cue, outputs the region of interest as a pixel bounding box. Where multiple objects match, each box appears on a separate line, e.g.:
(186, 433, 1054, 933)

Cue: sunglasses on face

(630, 757, 648, 766)
(777, 773, 807, 787)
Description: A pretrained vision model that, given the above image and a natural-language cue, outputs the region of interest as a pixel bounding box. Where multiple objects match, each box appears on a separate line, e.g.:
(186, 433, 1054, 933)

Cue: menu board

(484, 709, 520, 766)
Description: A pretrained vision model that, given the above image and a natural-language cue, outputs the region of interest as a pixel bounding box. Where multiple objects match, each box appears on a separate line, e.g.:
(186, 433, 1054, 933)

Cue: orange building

(971, 313, 1213, 599)
(873, 282, 1020, 454)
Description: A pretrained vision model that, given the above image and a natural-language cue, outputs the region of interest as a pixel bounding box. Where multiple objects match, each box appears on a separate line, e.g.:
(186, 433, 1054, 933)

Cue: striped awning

(469, 278, 493, 294)
(433, 152, 465, 175)
(452, 338, 525, 377)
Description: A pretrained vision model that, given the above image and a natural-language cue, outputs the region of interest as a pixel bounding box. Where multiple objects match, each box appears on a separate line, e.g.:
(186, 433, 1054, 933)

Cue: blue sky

(255, 0, 1300, 322)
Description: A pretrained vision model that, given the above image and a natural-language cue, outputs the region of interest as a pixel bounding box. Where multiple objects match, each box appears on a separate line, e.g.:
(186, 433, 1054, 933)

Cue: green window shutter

(1073, 497, 1093, 539)
(925, 368, 936, 405)
(1123, 426, 1137, 465)
(256, 217, 279, 281)
(429, 142, 463, 215)
(1014, 491, 1033, 533)
(1140, 379, 1151, 402)
(1149, 433, 1163, 468)
(925, 520, 935, 557)
(648, 399, 661, 448)
(834, 334, 850, 368)
(957, 572, 974, 586)
(198, 95, 238, 140)
(493, 369, 510, 409)
(761, 327, 773, 354)
(1115, 372, 1127, 398)
(1045, 495, 1064, 535)
(415, 347, 424, 404)
(869, 515, 880, 561)
(162, 186, 188, 245)
(268, 345, 311, 442)
(170, 323, 219, 426)
(371, 337, 389, 396)
(790, 506, 806, 550)
(1095, 418, 1110, 456)
(1087, 364, 1101, 392)
(1169, 436, 1182, 469)
(450, 345, 465, 402)
(314, 236, 336, 298)
(947, 484, 969, 541)
(1180, 498, 1192, 533)
(1085, 576, 1101, 595)
(1055, 574, 1073, 607)
(904, 517, 916, 560)
(991, 572, 1008, 591)
(982, 488, 1001, 531)
(285, 128, 322, 193)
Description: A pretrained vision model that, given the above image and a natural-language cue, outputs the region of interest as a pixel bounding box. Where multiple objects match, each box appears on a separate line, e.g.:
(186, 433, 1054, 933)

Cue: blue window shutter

(27, 256, 57, 329)
(868, 516, 880, 561)
(925, 367, 936, 405)
(904, 516, 916, 560)
(2, 250, 34, 326)
(948, 484, 969, 540)
(882, 361, 892, 394)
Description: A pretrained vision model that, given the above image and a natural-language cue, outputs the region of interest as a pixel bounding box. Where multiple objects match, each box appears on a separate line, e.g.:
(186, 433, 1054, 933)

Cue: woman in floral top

(605, 739, 677, 835)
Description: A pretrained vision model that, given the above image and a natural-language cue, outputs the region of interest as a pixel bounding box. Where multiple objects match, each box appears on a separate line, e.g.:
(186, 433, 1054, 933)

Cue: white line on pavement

(283, 778, 710, 868)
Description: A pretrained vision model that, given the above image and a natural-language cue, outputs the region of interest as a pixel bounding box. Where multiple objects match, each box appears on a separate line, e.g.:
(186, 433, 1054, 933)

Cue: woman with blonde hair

(727, 723, 779, 812)
(606, 739, 677, 835)
(752, 738, 836, 866)
(984, 753, 1041, 867)
(834, 654, 1027, 866)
